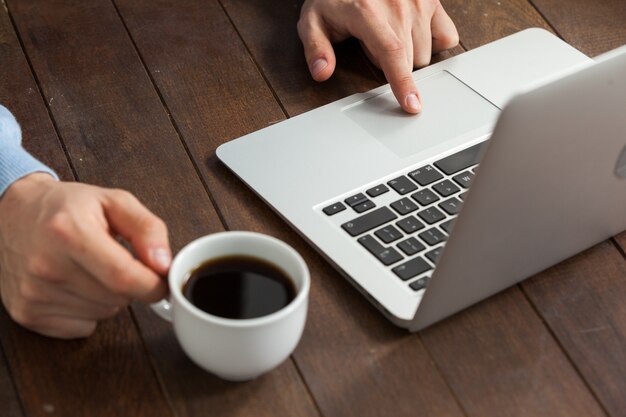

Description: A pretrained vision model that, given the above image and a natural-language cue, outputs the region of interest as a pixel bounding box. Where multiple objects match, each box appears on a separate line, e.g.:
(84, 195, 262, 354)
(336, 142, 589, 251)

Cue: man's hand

(0, 173, 171, 339)
(298, 0, 459, 113)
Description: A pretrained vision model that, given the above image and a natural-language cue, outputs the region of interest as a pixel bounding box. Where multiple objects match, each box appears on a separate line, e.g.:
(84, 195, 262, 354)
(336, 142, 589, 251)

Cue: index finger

(357, 22, 421, 113)
(69, 228, 167, 303)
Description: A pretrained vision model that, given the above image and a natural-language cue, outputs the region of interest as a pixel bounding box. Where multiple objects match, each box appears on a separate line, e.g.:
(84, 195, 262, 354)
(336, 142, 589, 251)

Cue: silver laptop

(216, 29, 626, 331)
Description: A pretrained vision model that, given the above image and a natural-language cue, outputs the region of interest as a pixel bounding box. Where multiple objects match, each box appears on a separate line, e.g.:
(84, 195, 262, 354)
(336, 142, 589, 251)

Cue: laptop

(216, 29, 626, 331)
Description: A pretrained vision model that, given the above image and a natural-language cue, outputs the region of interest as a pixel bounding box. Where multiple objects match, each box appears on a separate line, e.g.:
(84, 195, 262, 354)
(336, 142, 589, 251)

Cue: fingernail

(406, 93, 422, 113)
(311, 58, 328, 77)
(152, 247, 172, 270)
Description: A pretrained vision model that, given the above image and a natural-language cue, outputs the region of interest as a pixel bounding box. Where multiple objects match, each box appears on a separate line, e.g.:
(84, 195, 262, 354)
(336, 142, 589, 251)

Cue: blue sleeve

(0, 104, 59, 197)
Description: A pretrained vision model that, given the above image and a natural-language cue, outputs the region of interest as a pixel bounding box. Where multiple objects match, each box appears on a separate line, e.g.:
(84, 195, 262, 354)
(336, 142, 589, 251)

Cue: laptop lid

(412, 44, 626, 330)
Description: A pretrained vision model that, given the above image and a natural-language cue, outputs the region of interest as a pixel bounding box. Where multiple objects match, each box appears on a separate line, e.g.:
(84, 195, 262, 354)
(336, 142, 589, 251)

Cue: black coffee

(182, 255, 296, 319)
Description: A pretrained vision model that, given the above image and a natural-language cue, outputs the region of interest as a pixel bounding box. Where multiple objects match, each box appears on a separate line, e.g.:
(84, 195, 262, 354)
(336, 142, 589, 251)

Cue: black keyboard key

(342, 207, 398, 237)
(409, 276, 430, 291)
(396, 215, 425, 234)
(345, 193, 368, 207)
(353, 200, 376, 213)
(323, 202, 346, 216)
(411, 189, 440, 206)
(432, 180, 460, 197)
(366, 184, 389, 197)
(434, 142, 486, 175)
(459, 191, 468, 200)
(425, 247, 442, 264)
(417, 207, 446, 224)
(452, 171, 475, 189)
(418, 228, 447, 246)
(392, 257, 431, 281)
(438, 197, 462, 215)
(375, 225, 403, 244)
(390, 197, 419, 215)
(397, 237, 425, 256)
(440, 219, 455, 233)
(408, 165, 443, 186)
(358, 235, 403, 266)
(388, 176, 418, 195)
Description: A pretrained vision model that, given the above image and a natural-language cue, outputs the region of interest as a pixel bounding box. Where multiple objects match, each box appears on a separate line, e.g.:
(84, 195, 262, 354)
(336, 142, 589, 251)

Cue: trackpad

(343, 71, 500, 158)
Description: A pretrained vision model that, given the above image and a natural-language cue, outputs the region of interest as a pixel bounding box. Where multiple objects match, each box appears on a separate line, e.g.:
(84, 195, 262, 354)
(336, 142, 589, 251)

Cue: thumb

(103, 189, 172, 276)
(297, 16, 336, 81)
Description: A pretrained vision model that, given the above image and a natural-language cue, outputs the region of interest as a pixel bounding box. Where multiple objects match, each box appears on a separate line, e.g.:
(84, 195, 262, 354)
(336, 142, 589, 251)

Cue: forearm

(0, 104, 58, 197)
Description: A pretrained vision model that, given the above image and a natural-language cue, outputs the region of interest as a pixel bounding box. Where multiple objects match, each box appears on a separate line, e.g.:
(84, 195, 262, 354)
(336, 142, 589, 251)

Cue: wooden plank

(7, 0, 319, 416)
(523, 241, 626, 417)
(0, 345, 23, 417)
(0, 0, 72, 179)
(421, 287, 606, 417)
(220, 0, 382, 116)
(0, 3, 174, 416)
(114, 0, 466, 416)
(0, 311, 173, 417)
(444, 0, 553, 49)
(530, 0, 626, 56)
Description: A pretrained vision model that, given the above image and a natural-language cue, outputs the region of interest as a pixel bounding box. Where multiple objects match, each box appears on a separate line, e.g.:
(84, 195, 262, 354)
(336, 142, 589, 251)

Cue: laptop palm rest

(343, 71, 500, 158)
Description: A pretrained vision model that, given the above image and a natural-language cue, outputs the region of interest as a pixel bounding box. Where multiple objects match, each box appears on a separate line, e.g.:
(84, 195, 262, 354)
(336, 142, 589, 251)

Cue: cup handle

(150, 298, 173, 322)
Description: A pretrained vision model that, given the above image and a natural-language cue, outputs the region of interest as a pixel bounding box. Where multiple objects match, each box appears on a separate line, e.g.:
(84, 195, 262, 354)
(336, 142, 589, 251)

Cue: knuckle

(26, 256, 51, 280)
(296, 17, 310, 35)
(138, 214, 166, 235)
(110, 188, 136, 205)
(418, 0, 441, 10)
(353, 0, 377, 18)
(382, 35, 405, 55)
(18, 281, 46, 304)
(399, 74, 417, 87)
(414, 54, 432, 68)
(104, 260, 135, 296)
(46, 212, 76, 245)
(387, 0, 407, 14)
(26, 256, 65, 285)
(440, 31, 460, 49)
(9, 301, 39, 329)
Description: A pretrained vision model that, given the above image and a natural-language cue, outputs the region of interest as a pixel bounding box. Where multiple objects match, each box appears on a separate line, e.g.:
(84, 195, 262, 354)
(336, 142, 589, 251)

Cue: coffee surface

(182, 255, 296, 319)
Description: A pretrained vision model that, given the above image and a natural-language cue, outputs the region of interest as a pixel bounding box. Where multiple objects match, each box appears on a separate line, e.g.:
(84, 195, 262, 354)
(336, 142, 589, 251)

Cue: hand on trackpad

(342, 71, 500, 158)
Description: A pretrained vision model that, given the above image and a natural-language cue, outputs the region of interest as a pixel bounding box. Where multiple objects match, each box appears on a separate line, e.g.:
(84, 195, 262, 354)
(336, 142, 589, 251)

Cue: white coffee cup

(151, 231, 309, 381)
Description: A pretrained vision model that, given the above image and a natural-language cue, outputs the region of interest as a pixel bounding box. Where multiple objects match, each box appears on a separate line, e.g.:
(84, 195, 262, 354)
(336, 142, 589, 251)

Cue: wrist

(0, 172, 56, 205)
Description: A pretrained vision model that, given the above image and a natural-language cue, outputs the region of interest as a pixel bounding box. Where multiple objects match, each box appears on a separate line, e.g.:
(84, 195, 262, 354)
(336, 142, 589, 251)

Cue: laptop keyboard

(322, 141, 486, 292)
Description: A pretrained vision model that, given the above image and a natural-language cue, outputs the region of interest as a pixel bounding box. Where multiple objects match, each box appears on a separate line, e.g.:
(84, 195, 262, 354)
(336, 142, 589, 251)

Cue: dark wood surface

(0, 0, 624, 416)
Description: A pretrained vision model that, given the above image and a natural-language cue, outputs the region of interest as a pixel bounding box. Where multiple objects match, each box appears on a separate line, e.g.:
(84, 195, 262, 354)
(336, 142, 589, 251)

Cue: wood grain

(0, 311, 172, 417)
(530, 0, 626, 56)
(444, 0, 553, 49)
(114, 0, 466, 416)
(220, 0, 383, 116)
(7, 0, 319, 416)
(421, 287, 606, 417)
(523, 242, 626, 417)
(0, 345, 23, 417)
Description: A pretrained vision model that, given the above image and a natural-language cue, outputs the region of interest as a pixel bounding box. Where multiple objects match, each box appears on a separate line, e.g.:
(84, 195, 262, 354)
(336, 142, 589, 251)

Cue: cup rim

(169, 231, 310, 328)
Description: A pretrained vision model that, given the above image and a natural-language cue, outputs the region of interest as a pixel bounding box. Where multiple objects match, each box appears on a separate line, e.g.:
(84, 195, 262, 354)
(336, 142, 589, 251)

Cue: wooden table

(1, 1, 625, 416)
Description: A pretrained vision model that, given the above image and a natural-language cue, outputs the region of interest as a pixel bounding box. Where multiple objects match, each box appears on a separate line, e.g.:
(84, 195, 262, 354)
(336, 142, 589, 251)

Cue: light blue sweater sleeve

(0, 104, 58, 197)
